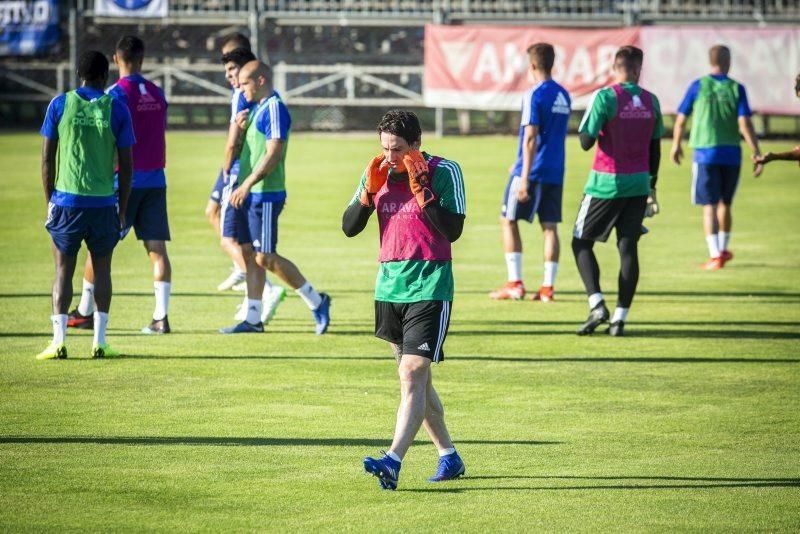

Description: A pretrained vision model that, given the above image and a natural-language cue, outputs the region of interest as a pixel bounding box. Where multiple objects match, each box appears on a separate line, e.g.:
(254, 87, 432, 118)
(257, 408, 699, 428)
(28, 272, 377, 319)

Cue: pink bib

(592, 84, 655, 175)
(116, 77, 167, 171)
(375, 156, 452, 262)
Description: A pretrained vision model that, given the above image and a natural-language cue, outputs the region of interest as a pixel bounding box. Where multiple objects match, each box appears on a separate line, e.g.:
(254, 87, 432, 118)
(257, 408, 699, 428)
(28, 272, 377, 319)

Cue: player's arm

(671, 113, 688, 165)
(41, 138, 57, 204)
(738, 116, 762, 177)
(343, 156, 387, 237)
(646, 95, 665, 217)
(116, 146, 133, 224)
(222, 120, 244, 179)
(517, 124, 538, 202)
(341, 200, 374, 237)
(753, 147, 800, 166)
(423, 203, 465, 243)
(230, 139, 284, 209)
(578, 89, 606, 151)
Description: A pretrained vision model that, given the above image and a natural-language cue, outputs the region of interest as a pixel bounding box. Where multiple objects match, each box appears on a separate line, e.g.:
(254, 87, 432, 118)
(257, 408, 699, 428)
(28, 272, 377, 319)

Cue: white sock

(245, 299, 262, 324)
(505, 252, 522, 282)
(93, 311, 108, 346)
(718, 231, 731, 252)
(386, 450, 402, 463)
(706, 234, 721, 258)
(543, 261, 558, 287)
(264, 275, 273, 290)
(233, 261, 244, 275)
(51, 314, 67, 344)
(295, 282, 322, 310)
(588, 292, 604, 309)
(77, 279, 95, 316)
(439, 447, 456, 457)
(612, 307, 629, 323)
(153, 281, 170, 320)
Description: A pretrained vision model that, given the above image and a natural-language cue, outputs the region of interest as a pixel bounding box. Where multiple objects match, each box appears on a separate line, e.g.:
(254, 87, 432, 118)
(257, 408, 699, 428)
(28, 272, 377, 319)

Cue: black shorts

(124, 187, 171, 241)
(572, 194, 647, 242)
(374, 300, 451, 362)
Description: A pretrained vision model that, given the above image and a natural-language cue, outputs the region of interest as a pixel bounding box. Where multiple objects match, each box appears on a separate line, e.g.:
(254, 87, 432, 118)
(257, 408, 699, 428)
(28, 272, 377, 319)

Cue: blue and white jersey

(230, 88, 255, 123)
(253, 91, 291, 140)
(510, 79, 571, 185)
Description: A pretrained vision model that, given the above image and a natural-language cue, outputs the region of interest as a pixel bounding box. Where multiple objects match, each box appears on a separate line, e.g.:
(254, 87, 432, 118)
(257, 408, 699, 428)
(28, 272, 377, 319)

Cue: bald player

(221, 61, 331, 335)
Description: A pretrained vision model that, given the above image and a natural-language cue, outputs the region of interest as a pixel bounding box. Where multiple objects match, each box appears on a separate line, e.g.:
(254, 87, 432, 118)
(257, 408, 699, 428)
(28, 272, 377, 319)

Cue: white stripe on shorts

(691, 162, 699, 205)
(504, 176, 520, 220)
(433, 301, 450, 363)
(573, 194, 593, 239)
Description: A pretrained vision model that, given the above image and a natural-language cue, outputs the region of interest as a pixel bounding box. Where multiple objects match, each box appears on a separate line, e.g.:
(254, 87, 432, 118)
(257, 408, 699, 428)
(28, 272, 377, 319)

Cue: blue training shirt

(677, 74, 752, 166)
(250, 91, 291, 204)
(511, 79, 571, 185)
(108, 74, 168, 189)
(40, 87, 135, 148)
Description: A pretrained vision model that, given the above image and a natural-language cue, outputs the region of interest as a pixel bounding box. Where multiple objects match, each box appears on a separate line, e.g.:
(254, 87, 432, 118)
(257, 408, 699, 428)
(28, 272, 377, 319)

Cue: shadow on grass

(0, 436, 561, 447)
(445, 329, 800, 340)
(404, 475, 800, 492)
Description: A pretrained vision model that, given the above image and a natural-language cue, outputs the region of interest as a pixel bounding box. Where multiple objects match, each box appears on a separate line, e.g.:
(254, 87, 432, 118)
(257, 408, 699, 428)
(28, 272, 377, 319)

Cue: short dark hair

(220, 32, 251, 52)
(527, 43, 555, 74)
(377, 110, 422, 146)
(221, 48, 256, 67)
(614, 46, 644, 72)
(77, 50, 109, 82)
(115, 35, 145, 64)
(709, 45, 731, 68)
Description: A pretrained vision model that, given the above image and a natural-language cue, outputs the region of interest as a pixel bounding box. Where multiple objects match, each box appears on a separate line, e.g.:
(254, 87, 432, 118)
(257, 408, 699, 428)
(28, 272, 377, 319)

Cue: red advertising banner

(640, 26, 800, 115)
(424, 24, 800, 115)
(424, 25, 640, 111)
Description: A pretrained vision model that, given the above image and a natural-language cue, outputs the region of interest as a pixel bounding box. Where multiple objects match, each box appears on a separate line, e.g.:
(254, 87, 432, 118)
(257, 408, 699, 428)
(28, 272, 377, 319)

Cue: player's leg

(607, 196, 647, 337)
(389, 354, 430, 459)
(67, 255, 95, 329)
(255, 200, 329, 334)
(490, 175, 532, 300)
(215, 175, 247, 291)
(572, 195, 616, 335)
(220, 203, 265, 333)
(716, 164, 740, 265)
(534, 183, 562, 302)
(142, 240, 171, 334)
(694, 164, 724, 269)
(85, 205, 121, 358)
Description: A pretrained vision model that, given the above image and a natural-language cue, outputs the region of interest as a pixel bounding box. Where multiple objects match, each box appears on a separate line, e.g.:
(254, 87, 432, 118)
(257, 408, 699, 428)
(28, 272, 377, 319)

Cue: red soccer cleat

(489, 281, 526, 300)
(532, 285, 555, 302)
(702, 257, 724, 271)
(720, 250, 734, 265)
(66, 308, 93, 329)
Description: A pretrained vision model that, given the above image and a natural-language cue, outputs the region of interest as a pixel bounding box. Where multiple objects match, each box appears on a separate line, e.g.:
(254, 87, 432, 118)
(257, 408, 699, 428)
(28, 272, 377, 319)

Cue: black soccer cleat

(606, 320, 625, 337)
(576, 301, 610, 336)
(67, 308, 93, 329)
(142, 316, 170, 335)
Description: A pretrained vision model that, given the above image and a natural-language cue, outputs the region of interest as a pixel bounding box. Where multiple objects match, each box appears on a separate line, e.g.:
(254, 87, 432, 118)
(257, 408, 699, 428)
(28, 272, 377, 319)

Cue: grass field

(1, 131, 799, 531)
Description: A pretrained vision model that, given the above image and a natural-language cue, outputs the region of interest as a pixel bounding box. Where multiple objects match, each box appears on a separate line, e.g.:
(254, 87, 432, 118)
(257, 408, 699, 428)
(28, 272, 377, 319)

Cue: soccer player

(752, 74, 800, 169)
(342, 110, 466, 490)
(38, 50, 134, 359)
(572, 46, 662, 337)
(490, 43, 571, 302)
(67, 36, 172, 335)
(222, 61, 330, 335)
(206, 32, 252, 292)
(670, 45, 763, 270)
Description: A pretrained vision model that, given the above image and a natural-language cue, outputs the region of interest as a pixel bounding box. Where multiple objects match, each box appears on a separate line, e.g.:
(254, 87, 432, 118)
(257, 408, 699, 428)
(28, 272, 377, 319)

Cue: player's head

(709, 45, 731, 74)
(377, 110, 422, 170)
(77, 50, 109, 87)
(114, 35, 145, 70)
(613, 46, 643, 83)
(220, 32, 251, 55)
(221, 48, 256, 88)
(527, 42, 555, 77)
(238, 60, 272, 103)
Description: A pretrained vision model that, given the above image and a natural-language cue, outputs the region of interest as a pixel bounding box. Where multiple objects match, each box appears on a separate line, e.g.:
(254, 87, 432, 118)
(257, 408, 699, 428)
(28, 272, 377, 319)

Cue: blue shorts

(220, 181, 251, 244)
(124, 187, 170, 241)
(248, 199, 284, 254)
(209, 169, 225, 203)
(46, 203, 120, 257)
(501, 177, 562, 223)
(692, 163, 740, 205)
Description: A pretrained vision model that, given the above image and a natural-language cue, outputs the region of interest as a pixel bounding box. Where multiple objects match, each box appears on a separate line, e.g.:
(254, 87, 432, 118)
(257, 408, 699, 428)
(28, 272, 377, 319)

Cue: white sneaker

(234, 301, 247, 321)
(218, 269, 246, 291)
(261, 286, 286, 324)
(231, 280, 247, 292)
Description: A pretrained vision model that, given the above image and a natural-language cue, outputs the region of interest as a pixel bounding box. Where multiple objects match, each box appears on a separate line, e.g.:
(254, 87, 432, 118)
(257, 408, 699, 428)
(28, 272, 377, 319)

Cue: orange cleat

(702, 257, 724, 270)
(532, 285, 555, 302)
(720, 250, 734, 265)
(489, 281, 526, 300)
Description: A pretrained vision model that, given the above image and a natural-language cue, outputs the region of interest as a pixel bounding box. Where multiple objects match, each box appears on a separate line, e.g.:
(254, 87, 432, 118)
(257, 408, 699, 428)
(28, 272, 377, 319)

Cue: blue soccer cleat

(428, 451, 465, 482)
(312, 293, 331, 335)
(219, 320, 264, 334)
(363, 451, 401, 490)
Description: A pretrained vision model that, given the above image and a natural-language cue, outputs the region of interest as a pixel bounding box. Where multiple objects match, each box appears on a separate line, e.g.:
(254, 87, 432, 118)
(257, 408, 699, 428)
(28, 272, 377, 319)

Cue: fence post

(69, 4, 77, 88)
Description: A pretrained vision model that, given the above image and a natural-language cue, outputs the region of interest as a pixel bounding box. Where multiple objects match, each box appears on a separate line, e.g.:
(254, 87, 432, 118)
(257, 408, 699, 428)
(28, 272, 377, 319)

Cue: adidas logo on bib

(417, 342, 430, 351)
(619, 96, 652, 119)
(72, 107, 109, 128)
(137, 84, 163, 112)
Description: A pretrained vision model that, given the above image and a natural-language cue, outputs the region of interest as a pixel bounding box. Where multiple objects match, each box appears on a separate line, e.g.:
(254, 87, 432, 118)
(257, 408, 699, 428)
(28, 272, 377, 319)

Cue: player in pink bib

(342, 110, 467, 490)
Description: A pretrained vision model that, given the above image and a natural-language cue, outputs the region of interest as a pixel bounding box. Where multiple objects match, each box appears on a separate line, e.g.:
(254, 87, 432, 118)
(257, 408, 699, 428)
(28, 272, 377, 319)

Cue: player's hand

(118, 210, 127, 230)
(235, 110, 249, 130)
(516, 182, 530, 203)
(670, 143, 683, 165)
(752, 152, 773, 166)
(752, 154, 765, 178)
(404, 150, 436, 208)
(229, 182, 250, 208)
(359, 154, 389, 206)
(645, 190, 659, 218)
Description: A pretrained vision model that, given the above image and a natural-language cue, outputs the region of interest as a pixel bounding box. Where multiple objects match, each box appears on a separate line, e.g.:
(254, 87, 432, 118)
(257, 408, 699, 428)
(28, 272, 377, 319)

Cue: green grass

(1, 131, 799, 531)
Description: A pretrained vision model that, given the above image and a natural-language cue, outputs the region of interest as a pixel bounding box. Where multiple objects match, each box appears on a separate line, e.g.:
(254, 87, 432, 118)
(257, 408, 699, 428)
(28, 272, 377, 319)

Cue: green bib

(689, 76, 741, 149)
(238, 95, 288, 193)
(56, 91, 116, 197)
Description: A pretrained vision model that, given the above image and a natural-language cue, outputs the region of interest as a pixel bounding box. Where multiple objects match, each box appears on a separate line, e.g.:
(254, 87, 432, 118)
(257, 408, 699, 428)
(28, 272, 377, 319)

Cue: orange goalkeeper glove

(359, 154, 389, 207)
(403, 150, 436, 208)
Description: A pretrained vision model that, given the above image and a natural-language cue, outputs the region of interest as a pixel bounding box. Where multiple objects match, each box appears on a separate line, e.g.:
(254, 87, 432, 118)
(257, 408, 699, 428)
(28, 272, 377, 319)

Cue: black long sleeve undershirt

(341, 199, 465, 243)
